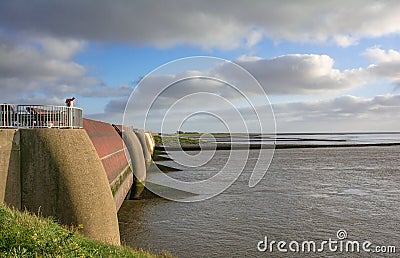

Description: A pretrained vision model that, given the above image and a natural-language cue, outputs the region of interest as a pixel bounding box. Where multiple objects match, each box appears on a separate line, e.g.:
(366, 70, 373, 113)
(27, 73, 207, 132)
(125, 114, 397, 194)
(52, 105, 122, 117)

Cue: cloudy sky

(1, 0, 400, 132)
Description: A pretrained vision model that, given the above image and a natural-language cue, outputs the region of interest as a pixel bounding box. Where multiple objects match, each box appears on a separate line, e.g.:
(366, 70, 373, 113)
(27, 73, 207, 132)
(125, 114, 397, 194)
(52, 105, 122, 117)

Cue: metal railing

(0, 104, 83, 129)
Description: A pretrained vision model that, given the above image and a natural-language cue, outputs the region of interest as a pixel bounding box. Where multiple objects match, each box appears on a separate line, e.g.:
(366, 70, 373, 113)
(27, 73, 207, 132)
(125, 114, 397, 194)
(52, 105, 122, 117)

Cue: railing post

(16, 105, 19, 127)
(69, 107, 72, 129)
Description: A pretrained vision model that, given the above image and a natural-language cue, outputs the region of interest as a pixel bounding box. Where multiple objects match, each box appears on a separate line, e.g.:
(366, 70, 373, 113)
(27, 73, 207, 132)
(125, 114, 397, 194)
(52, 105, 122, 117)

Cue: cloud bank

(0, 34, 133, 103)
(274, 94, 400, 132)
(1, 1, 400, 49)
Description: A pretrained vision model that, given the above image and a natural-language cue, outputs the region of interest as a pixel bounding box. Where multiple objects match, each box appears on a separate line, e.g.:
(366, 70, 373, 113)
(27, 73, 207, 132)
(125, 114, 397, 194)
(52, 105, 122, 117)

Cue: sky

(1, 0, 400, 133)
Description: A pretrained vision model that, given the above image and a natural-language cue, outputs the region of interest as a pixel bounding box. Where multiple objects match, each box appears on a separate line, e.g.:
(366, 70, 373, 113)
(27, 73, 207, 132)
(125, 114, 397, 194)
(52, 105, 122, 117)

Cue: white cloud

(363, 47, 400, 87)
(33, 36, 86, 60)
(236, 55, 263, 62)
(245, 30, 263, 48)
(332, 35, 359, 47)
(0, 37, 86, 81)
(364, 46, 400, 63)
(0, 34, 132, 103)
(273, 94, 400, 132)
(232, 54, 367, 94)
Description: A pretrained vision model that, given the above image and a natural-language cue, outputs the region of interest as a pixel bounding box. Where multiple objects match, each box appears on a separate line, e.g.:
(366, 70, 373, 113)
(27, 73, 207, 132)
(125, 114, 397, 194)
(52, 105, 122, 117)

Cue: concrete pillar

(144, 132, 155, 155)
(122, 131, 146, 199)
(0, 129, 21, 209)
(19, 129, 120, 245)
(135, 130, 152, 165)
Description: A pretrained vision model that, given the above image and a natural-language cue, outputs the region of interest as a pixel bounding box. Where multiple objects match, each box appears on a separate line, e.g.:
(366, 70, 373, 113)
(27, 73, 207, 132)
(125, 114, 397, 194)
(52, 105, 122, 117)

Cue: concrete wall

(0, 129, 21, 209)
(19, 129, 120, 245)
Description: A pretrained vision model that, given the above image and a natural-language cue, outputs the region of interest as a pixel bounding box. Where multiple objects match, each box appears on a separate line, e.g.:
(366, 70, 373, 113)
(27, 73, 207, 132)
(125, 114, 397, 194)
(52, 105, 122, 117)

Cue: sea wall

(19, 129, 120, 245)
(0, 119, 154, 245)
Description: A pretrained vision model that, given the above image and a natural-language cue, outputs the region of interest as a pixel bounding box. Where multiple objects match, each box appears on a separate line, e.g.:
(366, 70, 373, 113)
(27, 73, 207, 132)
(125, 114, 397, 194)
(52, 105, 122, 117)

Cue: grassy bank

(0, 204, 167, 257)
(153, 134, 199, 147)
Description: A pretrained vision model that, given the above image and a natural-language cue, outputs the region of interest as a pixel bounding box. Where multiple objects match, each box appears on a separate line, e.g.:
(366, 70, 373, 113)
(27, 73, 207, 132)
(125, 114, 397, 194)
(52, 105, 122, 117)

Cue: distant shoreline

(155, 142, 400, 151)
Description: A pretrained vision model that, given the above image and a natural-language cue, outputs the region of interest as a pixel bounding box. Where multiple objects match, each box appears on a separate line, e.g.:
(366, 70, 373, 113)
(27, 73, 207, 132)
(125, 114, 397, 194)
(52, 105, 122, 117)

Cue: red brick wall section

(83, 118, 129, 183)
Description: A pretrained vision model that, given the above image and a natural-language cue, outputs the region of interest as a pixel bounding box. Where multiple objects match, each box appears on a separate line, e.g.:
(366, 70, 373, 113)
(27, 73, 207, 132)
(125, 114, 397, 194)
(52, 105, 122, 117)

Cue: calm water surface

(118, 146, 400, 257)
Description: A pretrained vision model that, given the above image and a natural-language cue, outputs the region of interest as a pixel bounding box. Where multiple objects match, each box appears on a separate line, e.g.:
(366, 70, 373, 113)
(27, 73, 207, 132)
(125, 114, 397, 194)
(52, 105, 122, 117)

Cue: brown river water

(118, 146, 400, 257)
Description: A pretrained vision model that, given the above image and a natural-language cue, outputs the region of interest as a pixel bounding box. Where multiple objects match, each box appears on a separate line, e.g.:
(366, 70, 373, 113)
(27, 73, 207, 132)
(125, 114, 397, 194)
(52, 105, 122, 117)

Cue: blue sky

(1, 1, 400, 132)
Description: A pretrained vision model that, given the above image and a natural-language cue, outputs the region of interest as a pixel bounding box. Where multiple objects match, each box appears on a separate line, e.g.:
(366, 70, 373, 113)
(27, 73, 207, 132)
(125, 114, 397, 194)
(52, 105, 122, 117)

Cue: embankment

(0, 203, 160, 257)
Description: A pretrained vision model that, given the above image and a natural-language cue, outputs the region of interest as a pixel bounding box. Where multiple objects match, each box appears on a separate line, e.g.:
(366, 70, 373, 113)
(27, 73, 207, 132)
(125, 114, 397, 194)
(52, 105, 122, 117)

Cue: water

(118, 146, 400, 257)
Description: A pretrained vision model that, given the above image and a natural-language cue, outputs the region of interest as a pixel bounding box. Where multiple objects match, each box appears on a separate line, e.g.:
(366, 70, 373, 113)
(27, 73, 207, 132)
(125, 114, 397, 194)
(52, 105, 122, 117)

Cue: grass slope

(0, 204, 168, 257)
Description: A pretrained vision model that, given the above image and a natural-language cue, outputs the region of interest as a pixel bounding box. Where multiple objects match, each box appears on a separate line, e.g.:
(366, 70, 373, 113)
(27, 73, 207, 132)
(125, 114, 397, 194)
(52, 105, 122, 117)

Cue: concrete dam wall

(0, 119, 155, 245)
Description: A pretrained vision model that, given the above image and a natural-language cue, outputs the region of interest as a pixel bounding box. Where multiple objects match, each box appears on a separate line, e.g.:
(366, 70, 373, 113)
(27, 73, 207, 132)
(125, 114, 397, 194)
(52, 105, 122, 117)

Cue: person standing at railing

(65, 97, 75, 107)
(65, 97, 75, 128)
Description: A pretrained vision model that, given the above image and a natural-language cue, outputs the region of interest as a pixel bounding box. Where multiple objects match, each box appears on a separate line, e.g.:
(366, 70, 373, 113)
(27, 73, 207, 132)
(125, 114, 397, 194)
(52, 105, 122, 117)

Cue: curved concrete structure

(135, 130, 152, 165)
(83, 119, 128, 182)
(122, 131, 146, 199)
(144, 132, 155, 155)
(19, 129, 120, 245)
(83, 119, 131, 210)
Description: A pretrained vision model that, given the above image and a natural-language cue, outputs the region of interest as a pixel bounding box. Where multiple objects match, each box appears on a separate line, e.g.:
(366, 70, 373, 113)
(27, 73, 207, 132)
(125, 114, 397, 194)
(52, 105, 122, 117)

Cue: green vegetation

(153, 134, 199, 147)
(110, 166, 132, 196)
(152, 134, 163, 146)
(0, 204, 168, 257)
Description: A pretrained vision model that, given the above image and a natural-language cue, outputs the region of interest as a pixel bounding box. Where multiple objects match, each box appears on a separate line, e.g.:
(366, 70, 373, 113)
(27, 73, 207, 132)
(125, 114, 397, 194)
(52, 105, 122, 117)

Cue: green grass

(153, 134, 199, 147)
(152, 134, 163, 146)
(0, 204, 169, 257)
